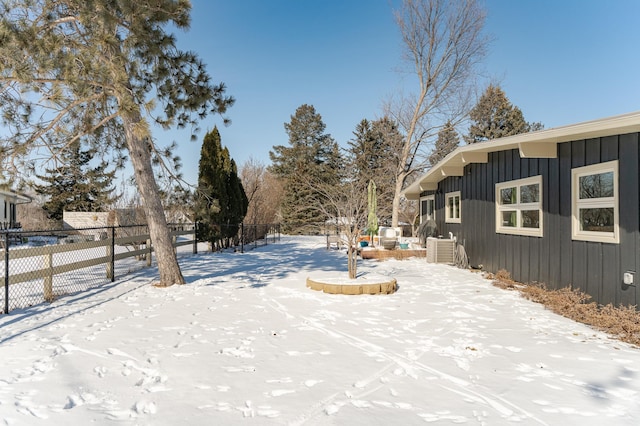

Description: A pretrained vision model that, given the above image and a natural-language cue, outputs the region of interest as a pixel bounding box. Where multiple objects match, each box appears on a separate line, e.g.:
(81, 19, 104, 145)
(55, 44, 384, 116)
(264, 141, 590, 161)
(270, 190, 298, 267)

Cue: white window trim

(495, 175, 543, 237)
(445, 191, 461, 223)
(420, 194, 435, 223)
(571, 160, 619, 244)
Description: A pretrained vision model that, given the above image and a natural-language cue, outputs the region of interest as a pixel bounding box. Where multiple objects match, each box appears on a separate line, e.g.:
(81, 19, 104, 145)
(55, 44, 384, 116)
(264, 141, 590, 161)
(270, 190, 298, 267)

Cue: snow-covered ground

(1, 235, 639, 425)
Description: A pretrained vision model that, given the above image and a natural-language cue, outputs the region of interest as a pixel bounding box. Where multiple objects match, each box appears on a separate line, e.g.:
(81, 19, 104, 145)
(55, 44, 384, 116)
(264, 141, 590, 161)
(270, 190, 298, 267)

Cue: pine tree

(269, 104, 342, 230)
(347, 117, 401, 222)
(429, 120, 460, 166)
(349, 119, 379, 184)
(465, 84, 543, 144)
(162, 185, 194, 223)
(225, 158, 248, 240)
(0, 0, 233, 286)
(34, 142, 118, 221)
(196, 127, 248, 248)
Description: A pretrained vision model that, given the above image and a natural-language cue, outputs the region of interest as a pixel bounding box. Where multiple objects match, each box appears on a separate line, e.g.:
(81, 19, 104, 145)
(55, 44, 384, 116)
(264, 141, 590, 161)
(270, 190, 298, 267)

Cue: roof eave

(403, 111, 640, 199)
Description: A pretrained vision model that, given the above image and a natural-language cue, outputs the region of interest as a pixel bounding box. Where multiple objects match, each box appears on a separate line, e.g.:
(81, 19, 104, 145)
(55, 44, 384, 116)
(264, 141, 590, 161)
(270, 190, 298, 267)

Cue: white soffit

(403, 111, 640, 199)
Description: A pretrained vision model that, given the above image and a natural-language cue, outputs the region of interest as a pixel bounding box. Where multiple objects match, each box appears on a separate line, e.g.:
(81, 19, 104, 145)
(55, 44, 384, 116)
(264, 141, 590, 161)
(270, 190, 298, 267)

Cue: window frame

(445, 191, 461, 224)
(420, 194, 435, 223)
(495, 175, 543, 237)
(571, 160, 619, 244)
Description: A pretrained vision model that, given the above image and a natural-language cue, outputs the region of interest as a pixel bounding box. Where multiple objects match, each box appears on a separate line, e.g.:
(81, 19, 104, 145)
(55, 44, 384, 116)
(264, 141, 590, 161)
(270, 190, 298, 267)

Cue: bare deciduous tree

(240, 157, 283, 226)
(307, 168, 368, 279)
(16, 193, 56, 231)
(399, 197, 419, 237)
(385, 0, 489, 227)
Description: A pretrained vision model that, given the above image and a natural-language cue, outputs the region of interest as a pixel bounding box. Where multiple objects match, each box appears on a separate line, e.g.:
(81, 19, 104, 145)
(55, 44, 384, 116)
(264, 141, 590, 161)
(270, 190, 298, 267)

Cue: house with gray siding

(404, 111, 640, 308)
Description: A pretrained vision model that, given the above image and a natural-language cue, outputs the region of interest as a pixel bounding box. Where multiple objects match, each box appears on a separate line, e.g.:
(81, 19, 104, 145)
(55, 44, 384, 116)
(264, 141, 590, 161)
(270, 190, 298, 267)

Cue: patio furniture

(379, 227, 398, 250)
(326, 234, 342, 250)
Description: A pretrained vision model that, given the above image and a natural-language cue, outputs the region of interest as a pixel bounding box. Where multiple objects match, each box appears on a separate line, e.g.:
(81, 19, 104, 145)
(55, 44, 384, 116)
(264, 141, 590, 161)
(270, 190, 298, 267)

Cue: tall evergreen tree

(223, 157, 248, 242)
(0, 0, 233, 286)
(347, 117, 401, 222)
(196, 127, 247, 248)
(269, 104, 342, 229)
(429, 120, 460, 166)
(34, 142, 119, 220)
(464, 84, 543, 144)
(349, 119, 384, 185)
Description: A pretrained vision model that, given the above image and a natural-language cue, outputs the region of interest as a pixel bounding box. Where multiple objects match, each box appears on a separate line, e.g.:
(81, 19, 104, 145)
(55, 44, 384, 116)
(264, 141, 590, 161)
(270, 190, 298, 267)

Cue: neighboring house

(63, 208, 146, 231)
(404, 111, 640, 308)
(0, 190, 31, 229)
(63, 211, 111, 230)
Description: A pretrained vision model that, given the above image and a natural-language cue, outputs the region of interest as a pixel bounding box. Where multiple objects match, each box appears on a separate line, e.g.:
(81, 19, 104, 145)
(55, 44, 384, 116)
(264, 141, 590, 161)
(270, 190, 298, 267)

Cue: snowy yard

(1, 235, 639, 425)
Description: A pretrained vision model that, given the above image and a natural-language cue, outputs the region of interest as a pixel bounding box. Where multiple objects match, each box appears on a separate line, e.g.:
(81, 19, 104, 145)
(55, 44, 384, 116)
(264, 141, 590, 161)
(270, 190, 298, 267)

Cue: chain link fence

(1, 224, 180, 313)
(0, 222, 283, 314)
(237, 223, 281, 252)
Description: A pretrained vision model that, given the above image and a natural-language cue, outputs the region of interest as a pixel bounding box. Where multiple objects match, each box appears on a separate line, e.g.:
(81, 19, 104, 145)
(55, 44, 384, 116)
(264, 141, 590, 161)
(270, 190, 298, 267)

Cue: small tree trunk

(123, 113, 185, 286)
(391, 187, 400, 228)
(347, 245, 357, 279)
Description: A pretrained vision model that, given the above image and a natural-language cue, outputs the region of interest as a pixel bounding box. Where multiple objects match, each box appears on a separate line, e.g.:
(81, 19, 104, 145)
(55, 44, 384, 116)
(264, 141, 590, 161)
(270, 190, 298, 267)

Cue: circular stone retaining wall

(306, 277, 397, 295)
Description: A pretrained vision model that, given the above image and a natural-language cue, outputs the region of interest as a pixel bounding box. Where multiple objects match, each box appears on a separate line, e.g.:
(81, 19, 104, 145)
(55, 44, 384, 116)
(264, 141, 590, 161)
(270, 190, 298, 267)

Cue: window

(420, 195, 435, 222)
(495, 175, 543, 237)
(445, 191, 461, 223)
(572, 160, 618, 243)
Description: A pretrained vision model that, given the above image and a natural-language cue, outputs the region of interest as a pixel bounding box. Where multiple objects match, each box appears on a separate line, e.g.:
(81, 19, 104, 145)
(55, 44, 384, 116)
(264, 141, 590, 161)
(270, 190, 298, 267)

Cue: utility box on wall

(426, 237, 455, 264)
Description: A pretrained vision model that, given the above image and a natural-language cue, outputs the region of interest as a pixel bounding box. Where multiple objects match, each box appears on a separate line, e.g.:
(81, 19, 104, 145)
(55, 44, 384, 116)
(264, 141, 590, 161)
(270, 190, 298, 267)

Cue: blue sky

(158, 0, 640, 185)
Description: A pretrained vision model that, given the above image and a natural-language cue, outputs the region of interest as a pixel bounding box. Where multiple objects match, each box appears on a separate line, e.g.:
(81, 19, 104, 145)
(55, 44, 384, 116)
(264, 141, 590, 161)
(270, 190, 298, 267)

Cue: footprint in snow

(324, 402, 343, 416)
(215, 401, 232, 411)
(94, 366, 107, 378)
(15, 394, 48, 419)
(106, 347, 138, 361)
(268, 389, 295, 397)
(132, 399, 157, 414)
(418, 412, 469, 423)
(351, 400, 372, 408)
(266, 378, 292, 384)
(256, 406, 280, 418)
(394, 402, 413, 410)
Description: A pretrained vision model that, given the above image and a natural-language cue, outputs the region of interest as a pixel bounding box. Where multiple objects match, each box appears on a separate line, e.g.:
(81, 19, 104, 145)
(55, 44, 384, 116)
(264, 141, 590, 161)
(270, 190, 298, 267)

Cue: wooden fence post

(106, 232, 114, 280)
(43, 250, 53, 301)
(146, 238, 152, 267)
(240, 223, 244, 254)
(193, 223, 198, 254)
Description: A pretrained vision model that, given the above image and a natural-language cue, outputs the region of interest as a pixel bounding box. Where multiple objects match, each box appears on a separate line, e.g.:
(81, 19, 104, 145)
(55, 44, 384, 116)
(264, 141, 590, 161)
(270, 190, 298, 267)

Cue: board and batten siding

(431, 132, 639, 308)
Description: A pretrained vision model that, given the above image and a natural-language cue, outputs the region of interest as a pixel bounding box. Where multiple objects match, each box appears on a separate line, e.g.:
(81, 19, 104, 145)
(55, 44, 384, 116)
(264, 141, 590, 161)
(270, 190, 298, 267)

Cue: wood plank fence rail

(1, 224, 196, 314)
(2, 223, 281, 314)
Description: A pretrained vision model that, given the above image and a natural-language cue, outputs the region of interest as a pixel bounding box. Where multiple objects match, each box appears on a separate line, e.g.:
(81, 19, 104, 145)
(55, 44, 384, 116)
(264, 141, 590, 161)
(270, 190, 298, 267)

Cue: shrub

(492, 273, 640, 347)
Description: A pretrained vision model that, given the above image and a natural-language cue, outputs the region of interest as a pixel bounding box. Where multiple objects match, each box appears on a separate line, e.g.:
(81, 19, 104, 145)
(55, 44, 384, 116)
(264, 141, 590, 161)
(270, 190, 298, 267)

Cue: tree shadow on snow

(0, 274, 152, 345)
(180, 238, 347, 288)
